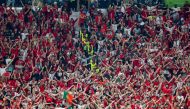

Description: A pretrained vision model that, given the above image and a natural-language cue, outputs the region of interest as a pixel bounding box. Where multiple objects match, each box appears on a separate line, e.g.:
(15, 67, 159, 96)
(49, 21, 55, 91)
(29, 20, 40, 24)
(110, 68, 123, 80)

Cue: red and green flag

(62, 91, 73, 104)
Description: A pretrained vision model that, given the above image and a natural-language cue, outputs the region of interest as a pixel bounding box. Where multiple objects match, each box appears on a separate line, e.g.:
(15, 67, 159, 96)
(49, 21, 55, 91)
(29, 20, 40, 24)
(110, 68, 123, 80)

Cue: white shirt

(177, 82, 183, 90)
(149, 49, 158, 52)
(141, 58, 145, 65)
(159, 29, 163, 36)
(156, 16, 161, 25)
(112, 24, 118, 32)
(177, 95, 184, 102)
(5, 59, 12, 65)
(121, 6, 125, 13)
(111, 50, 116, 56)
(98, 40, 104, 46)
(148, 59, 154, 66)
(140, 21, 145, 26)
(78, 105, 86, 109)
(147, 6, 156, 11)
(49, 72, 55, 80)
(181, 25, 188, 33)
(172, 7, 180, 11)
(124, 28, 132, 36)
(166, 26, 175, 33)
(0, 68, 6, 76)
(21, 33, 28, 40)
(20, 49, 28, 61)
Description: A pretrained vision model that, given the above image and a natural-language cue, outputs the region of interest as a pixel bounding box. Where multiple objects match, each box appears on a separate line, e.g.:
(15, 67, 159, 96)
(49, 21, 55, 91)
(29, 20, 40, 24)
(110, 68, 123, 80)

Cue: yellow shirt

(90, 59, 96, 70)
(147, 16, 156, 21)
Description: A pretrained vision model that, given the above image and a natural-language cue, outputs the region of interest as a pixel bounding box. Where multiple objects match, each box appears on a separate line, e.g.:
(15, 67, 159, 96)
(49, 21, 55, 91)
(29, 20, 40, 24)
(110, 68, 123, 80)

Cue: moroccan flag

(62, 91, 73, 104)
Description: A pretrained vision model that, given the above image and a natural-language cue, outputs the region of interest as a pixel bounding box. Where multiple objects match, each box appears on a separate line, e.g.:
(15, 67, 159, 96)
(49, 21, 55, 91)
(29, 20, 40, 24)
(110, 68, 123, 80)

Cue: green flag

(62, 91, 68, 99)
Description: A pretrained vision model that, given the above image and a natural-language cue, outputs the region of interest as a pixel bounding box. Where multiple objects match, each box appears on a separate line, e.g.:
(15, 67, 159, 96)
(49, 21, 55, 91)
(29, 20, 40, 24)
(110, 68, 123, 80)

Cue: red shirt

(1, 48, 7, 57)
(103, 99, 108, 107)
(61, 13, 69, 22)
(67, 79, 74, 88)
(15, 59, 25, 68)
(95, 15, 102, 24)
(131, 104, 135, 109)
(102, 59, 108, 67)
(187, 99, 190, 107)
(133, 59, 141, 67)
(42, 6, 48, 13)
(162, 16, 167, 22)
(141, 9, 147, 19)
(18, 12, 24, 21)
(108, 9, 115, 20)
(101, 24, 107, 34)
(126, 7, 131, 15)
(145, 80, 151, 86)
(45, 94, 53, 103)
(106, 31, 114, 40)
(8, 80, 18, 88)
(39, 85, 45, 93)
(116, 67, 121, 75)
(161, 83, 172, 94)
(28, 14, 33, 23)
(79, 13, 86, 24)
(119, 53, 125, 59)
(23, 72, 31, 82)
(11, 48, 19, 56)
(153, 81, 160, 86)
(0, 6, 5, 14)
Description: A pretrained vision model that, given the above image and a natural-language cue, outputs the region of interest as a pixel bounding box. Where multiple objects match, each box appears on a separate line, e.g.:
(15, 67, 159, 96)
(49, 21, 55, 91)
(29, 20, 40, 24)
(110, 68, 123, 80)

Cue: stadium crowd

(0, 1, 190, 109)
